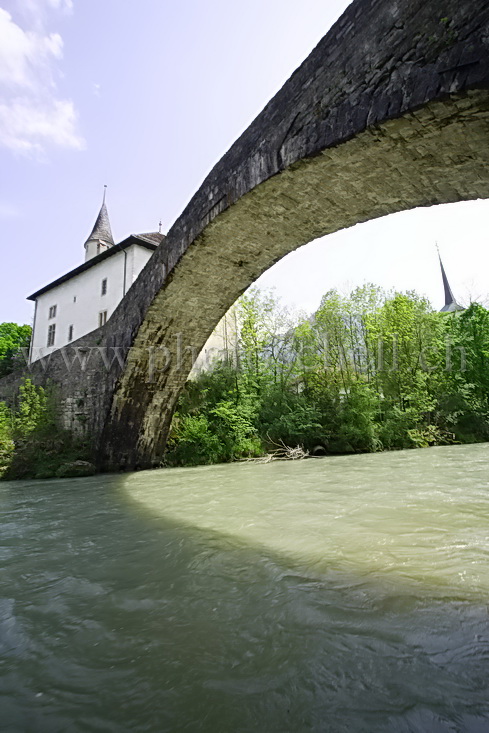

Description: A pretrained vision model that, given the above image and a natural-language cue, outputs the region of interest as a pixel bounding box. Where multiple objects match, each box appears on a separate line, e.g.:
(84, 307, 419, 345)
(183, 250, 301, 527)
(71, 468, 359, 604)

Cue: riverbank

(2, 288, 489, 479)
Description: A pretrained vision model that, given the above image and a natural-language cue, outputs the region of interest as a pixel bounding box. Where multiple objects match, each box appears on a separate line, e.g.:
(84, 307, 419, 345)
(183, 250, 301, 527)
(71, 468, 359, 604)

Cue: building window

(101, 278, 107, 296)
(49, 305, 57, 319)
(47, 324, 56, 347)
(68, 325, 74, 342)
(99, 310, 107, 327)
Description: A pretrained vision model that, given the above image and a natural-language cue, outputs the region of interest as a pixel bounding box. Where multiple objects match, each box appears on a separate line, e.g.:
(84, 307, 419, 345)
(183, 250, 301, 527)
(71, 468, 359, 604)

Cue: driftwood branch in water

(241, 439, 310, 463)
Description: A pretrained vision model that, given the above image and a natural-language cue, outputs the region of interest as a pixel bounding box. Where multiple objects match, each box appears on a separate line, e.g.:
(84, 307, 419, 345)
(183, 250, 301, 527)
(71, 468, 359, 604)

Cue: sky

(0, 0, 488, 326)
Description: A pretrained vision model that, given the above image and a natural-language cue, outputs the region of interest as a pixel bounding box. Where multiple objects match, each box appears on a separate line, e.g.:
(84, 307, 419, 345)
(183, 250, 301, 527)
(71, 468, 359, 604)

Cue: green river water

(1, 444, 489, 732)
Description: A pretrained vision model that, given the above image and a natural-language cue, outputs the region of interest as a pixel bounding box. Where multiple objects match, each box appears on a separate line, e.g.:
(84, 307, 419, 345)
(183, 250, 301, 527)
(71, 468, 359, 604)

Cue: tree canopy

(165, 285, 489, 466)
(0, 323, 31, 376)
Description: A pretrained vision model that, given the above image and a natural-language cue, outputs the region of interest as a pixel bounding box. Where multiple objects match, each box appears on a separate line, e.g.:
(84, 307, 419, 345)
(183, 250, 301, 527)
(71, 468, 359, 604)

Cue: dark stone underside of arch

(101, 90, 489, 470)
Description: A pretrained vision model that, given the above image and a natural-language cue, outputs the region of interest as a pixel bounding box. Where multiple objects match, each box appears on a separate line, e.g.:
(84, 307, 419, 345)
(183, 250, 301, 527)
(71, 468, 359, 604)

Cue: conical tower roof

(84, 191, 114, 249)
(437, 247, 463, 313)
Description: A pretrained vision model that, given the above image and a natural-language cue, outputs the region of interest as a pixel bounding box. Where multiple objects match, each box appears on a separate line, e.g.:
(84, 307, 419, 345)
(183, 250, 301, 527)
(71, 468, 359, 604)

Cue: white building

(28, 194, 164, 362)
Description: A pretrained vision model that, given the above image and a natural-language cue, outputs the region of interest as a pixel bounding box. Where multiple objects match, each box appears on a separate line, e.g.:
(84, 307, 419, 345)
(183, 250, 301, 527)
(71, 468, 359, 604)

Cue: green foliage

(0, 323, 31, 376)
(258, 389, 325, 450)
(0, 401, 15, 474)
(335, 385, 381, 454)
(165, 286, 489, 468)
(0, 379, 91, 480)
(14, 378, 49, 437)
(433, 303, 489, 442)
(166, 415, 222, 466)
(210, 400, 261, 460)
(11, 285, 487, 478)
(166, 396, 262, 466)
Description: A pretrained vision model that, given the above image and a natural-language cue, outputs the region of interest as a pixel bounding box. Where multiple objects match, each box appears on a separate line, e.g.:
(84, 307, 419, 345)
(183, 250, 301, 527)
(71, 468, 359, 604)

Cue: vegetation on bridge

(165, 286, 489, 466)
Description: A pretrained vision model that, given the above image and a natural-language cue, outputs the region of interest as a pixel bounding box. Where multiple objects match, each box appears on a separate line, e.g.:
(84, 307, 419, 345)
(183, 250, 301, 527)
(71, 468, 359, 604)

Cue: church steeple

(437, 245, 463, 313)
(84, 186, 115, 261)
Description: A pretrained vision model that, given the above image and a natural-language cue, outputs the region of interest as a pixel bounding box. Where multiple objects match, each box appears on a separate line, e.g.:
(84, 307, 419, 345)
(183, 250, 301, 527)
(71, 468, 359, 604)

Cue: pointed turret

(84, 186, 115, 261)
(437, 246, 463, 313)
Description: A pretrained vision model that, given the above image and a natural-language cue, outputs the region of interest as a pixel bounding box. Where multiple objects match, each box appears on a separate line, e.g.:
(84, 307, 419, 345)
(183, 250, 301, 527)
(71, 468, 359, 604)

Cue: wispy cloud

(16, 0, 74, 28)
(0, 97, 82, 153)
(46, 0, 74, 13)
(0, 4, 83, 156)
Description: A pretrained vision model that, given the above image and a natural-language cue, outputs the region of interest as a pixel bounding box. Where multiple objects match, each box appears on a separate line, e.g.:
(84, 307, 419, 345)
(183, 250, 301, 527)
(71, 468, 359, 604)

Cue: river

(1, 444, 489, 732)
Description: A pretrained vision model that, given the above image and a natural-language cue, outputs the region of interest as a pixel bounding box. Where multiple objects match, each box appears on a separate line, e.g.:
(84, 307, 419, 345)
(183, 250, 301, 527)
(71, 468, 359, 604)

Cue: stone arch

(91, 0, 489, 469)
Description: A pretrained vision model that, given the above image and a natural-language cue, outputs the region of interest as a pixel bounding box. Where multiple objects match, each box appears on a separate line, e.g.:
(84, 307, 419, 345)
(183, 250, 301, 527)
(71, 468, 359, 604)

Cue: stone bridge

(10, 0, 489, 470)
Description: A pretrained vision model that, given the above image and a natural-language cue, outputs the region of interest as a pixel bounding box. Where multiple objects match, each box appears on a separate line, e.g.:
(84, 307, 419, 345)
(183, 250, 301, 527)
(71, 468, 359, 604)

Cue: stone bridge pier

(10, 0, 489, 470)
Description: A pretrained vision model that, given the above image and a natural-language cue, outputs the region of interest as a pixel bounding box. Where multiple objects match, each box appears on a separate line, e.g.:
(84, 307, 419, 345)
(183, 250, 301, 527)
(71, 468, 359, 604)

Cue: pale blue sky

(0, 0, 487, 325)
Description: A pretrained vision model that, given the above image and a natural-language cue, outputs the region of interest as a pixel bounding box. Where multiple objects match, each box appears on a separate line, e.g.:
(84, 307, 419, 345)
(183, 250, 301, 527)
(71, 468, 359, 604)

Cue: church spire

(84, 186, 115, 261)
(437, 245, 463, 313)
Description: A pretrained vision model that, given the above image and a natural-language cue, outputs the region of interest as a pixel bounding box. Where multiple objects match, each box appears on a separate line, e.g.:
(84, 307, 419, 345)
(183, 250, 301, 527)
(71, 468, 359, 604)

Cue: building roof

(136, 232, 166, 245)
(438, 251, 464, 313)
(84, 201, 115, 248)
(27, 233, 163, 301)
(440, 301, 464, 313)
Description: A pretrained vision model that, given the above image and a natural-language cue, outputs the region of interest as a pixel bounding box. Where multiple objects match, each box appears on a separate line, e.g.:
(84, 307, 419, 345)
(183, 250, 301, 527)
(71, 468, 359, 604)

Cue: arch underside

(100, 90, 489, 470)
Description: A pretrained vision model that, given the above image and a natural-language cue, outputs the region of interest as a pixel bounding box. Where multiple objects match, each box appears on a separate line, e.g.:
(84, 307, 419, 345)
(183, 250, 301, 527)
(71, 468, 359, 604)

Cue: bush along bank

(0, 379, 94, 480)
(2, 286, 489, 477)
(164, 287, 489, 467)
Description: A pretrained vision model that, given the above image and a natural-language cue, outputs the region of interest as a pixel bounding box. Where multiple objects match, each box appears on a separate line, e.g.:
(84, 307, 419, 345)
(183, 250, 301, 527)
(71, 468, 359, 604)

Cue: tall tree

(0, 323, 31, 376)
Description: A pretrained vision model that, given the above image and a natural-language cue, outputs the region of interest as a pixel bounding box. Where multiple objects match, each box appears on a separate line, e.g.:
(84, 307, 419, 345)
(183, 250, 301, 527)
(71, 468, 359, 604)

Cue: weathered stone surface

(2, 0, 488, 470)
